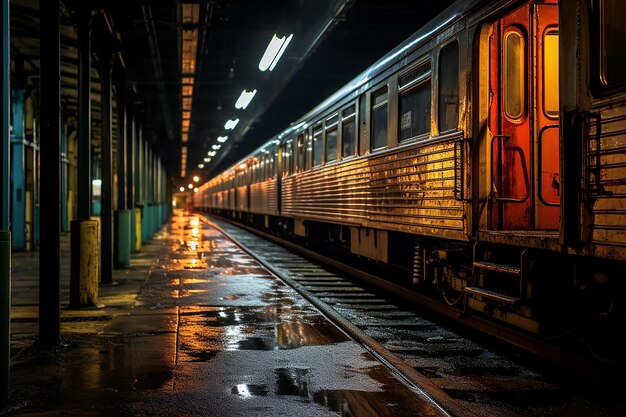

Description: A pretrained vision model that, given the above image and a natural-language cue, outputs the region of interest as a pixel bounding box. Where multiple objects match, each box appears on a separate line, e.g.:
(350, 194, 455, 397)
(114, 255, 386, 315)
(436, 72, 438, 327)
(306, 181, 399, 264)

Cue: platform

(7, 212, 446, 417)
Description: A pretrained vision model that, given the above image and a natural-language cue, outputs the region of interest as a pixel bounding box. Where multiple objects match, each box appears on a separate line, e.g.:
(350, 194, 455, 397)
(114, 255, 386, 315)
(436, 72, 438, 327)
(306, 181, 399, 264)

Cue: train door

(488, 1, 559, 230)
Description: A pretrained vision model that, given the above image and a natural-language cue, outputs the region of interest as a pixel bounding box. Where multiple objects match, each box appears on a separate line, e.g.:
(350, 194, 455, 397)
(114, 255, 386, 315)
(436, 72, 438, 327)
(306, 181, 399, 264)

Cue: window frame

(370, 85, 389, 151)
(341, 104, 357, 159)
(503, 27, 527, 122)
(398, 59, 432, 143)
(437, 40, 460, 133)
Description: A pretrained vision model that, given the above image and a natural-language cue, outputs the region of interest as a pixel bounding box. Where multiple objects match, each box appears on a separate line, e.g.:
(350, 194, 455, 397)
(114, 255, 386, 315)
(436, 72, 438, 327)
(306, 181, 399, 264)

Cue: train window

(313, 122, 323, 166)
(325, 114, 338, 163)
(543, 31, 559, 118)
(326, 127, 338, 163)
(305, 132, 313, 170)
(438, 42, 459, 132)
(599, 0, 626, 86)
(283, 141, 293, 176)
(399, 61, 431, 141)
(342, 106, 356, 158)
(503, 30, 525, 120)
(297, 134, 305, 172)
(371, 87, 388, 150)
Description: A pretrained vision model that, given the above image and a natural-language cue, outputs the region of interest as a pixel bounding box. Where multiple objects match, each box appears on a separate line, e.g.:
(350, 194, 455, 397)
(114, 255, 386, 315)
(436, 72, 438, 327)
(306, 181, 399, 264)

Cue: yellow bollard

(70, 219, 99, 307)
(135, 207, 142, 253)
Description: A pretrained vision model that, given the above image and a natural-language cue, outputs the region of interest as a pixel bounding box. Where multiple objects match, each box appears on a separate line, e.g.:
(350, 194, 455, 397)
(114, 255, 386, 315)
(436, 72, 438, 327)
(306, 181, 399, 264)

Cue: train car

(196, 0, 626, 359)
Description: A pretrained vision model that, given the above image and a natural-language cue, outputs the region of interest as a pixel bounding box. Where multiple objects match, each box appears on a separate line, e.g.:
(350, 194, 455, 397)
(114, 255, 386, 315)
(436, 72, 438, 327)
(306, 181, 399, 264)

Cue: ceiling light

(259, 34, 293, 71)
(235, 89, 257, 109)
(179, 187, 185, 192)
(217, 136, 228, 143)
(212, 144, 221, 150)
(198, 164, 204, 169)
(224, 118, 239, 130)
(194, 187, 199, 193)
(193, 175, 199, 182)
(188, 184, 193, 189)
(203, 157, 210, 162)
(208, 151, 216, 156)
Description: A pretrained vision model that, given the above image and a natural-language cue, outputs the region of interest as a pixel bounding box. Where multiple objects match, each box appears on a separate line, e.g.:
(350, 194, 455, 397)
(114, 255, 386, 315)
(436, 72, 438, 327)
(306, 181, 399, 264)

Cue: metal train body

(196, 0, 626, 350)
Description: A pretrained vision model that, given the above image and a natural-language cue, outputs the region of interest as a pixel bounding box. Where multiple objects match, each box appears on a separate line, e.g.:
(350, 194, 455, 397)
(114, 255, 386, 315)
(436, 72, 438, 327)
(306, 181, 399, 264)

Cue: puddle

(275, 368, 309, 396)
(232, 384, 268, 397)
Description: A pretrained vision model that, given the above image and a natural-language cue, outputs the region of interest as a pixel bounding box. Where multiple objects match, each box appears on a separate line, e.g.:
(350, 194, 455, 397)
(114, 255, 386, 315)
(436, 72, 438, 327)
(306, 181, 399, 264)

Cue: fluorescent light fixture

(212, 144, 221, 150)
(224, 118, 239, 130)
(198, 164, 204, 169)
(208, 151, 216, 156)
(259, 34, 293, 71)
(217, 136, 228, 143)
(235, 89, 257, 109)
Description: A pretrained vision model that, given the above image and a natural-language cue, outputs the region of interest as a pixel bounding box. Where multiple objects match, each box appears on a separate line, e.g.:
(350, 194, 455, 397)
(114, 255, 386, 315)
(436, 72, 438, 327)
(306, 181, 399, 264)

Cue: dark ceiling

(12, 0, 458, 187)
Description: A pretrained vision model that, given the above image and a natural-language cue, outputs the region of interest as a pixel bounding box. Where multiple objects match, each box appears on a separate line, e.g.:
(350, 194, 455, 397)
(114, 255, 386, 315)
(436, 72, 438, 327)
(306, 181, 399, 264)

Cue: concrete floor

(7, 211, 446, 416)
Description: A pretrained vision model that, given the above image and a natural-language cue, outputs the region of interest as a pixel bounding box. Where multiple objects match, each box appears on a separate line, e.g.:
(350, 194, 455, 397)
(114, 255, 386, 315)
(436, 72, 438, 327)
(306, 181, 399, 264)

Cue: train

(194, 0, 626, 360)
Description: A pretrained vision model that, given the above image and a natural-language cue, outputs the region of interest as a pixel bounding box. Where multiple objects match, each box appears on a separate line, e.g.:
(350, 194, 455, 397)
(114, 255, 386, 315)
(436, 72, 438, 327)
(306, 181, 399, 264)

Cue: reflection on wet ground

(9, 211, 447, 417)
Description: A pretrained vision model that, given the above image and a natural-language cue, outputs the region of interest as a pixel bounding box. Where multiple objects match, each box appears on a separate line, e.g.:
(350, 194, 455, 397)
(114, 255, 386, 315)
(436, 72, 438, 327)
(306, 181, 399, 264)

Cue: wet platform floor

(8, 212, 446, 417)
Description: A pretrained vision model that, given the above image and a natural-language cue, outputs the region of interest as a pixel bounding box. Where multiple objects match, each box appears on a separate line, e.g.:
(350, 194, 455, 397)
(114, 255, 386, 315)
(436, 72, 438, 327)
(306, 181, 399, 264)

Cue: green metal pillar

(0, 0, 10, 407)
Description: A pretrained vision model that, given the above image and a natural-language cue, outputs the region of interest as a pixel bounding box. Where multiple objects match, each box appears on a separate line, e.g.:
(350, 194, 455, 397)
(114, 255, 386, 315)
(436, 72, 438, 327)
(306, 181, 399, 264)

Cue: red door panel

(488, 1, 560, 230)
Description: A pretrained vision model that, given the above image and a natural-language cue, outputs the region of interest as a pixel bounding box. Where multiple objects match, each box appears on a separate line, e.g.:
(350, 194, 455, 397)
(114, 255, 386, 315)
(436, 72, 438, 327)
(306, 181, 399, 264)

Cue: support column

(0, 0, 10, 407)
(39, 0, 61, 346)
(60, 124, 68, 232)
(114, 78, 130, 267)
(70, 4, 98, 308)
(100, 52, 113, 284)
(127, 110, 136, 253)
(134, 122, 142, 250)
(10, 89, 25, 249)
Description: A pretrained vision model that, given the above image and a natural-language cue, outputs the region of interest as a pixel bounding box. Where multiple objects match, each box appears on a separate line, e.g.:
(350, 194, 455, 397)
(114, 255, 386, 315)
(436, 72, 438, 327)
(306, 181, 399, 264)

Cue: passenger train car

(195, 0, 626, 358)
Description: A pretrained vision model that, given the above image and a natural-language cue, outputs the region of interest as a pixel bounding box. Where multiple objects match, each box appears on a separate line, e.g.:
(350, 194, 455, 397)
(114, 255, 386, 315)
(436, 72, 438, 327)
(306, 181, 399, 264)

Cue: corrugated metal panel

(250, 180, 278, 215)
(236, 186, 247, 211)
(588, 105, 626, 259)
(282, 139, 467, 240)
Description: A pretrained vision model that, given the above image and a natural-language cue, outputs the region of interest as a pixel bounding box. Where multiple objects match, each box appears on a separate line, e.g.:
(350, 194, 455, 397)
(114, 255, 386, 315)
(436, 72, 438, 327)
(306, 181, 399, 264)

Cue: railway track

(200, 214, 625, 417)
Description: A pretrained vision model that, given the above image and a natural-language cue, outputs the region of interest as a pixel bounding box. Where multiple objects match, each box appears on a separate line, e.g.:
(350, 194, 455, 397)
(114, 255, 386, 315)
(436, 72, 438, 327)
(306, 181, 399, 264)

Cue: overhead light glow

(208, 151, 216, 156)
(259, 34, 293, 71)
(188, 184, 193, 189)
(217, 136, 228, 143)
(235, 89, 257, 109)
(194, 187, 199, 193)
(224, 118, 239, 130)
(179, 187, 185, 192)
(212, 144, 221, 150)
(198, 163, 204, 169)
(193, 175, 199, 182)
(204, 157, 210, 162)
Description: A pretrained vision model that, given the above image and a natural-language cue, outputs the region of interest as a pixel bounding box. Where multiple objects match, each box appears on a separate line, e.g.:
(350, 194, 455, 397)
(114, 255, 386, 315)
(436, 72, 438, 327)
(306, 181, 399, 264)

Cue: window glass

(283, 141, 292, 175)
(400, 81, 431, 140)
(297, 134, 305, 172)
(600, 0, 626, 86)
(371, 87, 388, 150)
(543, 31, 559, 118)
(313, 132, 323, 166)
(438, 42, 459, 132)
(325, 127, 337, 162)
(504, 30, 525, 119)
(342, 118, 356, 158)
(305, 132, 313, 170)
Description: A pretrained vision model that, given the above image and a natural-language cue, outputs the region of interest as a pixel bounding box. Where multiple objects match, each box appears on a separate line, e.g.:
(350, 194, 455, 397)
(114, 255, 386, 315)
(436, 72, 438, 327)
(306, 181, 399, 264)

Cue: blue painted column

(10, 89, 25, 249)
(0, 0, 10, 407)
